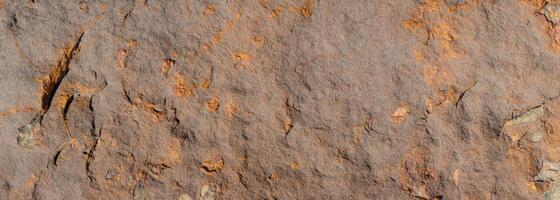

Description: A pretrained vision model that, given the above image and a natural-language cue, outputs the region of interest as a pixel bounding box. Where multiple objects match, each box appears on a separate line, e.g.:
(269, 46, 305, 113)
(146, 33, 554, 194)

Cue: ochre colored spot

(130, 96, 166, 121)
(69, 138, 80, 148)
(423, 65, 438, 86)
(161, 59, 175, 77)
(427, 21, 458, 58)
(201, 158, 224, 173)
(206, 97, 220, 112)
(452, 169, 460, 185)
(402, 19, 422, 30)
(203, 4, 216, 16)
(259, 0, 268, 8)
(99, 2, 109, 11)
(270, 5, 284, 18)
(300, 1, 313, 18)
(423, 65, 455, 87)
(116, 50, 128, 68)
(392, 104, 409, 123)
(270, 172, 279, 180)
(199, 13, 240, 53)
(24, 174, 38, 188)
(0, 106, 34, 118)
(254, 36, 265, 47)
(413, 48, 424, 61)
(165, 138, 182, 166)
(225, 101, 238, 117)
(527, 182, 538, 191)
(232, 52, 253, 63)
(211, 31, 223, 45)
(520, 0, 545, 7)
(199, 78, 211, 89)
(290, 161, 299, 169)
(65, 80, 103, 95)
(172, 73, 194, 98)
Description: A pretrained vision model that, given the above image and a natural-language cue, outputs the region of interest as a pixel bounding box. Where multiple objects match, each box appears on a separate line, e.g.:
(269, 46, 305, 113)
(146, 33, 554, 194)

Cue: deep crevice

(85, 96, 100, 190)
(39, 32, 85, 119)
(85, 126, 101, 190)
(455, 81, 477, 107)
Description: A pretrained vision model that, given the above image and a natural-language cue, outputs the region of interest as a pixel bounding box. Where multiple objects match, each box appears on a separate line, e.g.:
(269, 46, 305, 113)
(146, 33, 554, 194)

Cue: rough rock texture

(3, 0, 560, 199)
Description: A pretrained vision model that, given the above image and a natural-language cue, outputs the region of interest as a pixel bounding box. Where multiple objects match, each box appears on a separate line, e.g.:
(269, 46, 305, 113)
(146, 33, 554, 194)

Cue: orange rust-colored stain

(172, 73, 195, 98)
(428, 22, 458, 57)
(115, 40, 138, 68)
(426, 0, 439, 11)
(165, 138, 182, 166)
(144, 103, 165, 121)
(544, 25, 560, 51)
(129, 95, 166, 121)
(402, 19, 423, 30)
(58, 94, 73, 133)
(290, 161, 299, 169)
(448, 0, 479, 12)
(199, 78, 211, 89)
(116, 49, 128, 68)
(225, 101, 238, 117)
(270, 172, 280, 180)
(352, 126, 364, 144)
(201, 44, 211, 53)
(232, 52, 253, 63)
(425, 97, 436, 113)
(423, 65, 438, 86)
(399, 147, 434, 199)
(507, 93, 523, 105)
(161, 59, 175, 77)
(352, 118, 374, 144)
(452, 169, 460, 185)
(423, 65, 455, 87)
(127, 39, 138, 47)
(527, 182, 538, 192)
(404, 0, 461, 59)
(170, 50, 178, 58)
(24, 174, 38, 188)
(56, 94, 70, 111)
(206, 97, 220, 112)
(0, 106, 34, 118)
(440, 87, 458, 103)
(69, 138, 80, 148)
(201, 157, 224, 173)
(211, 31, 223, 45)
(413, 48, 425, 61)
(259, 0, 269, 8)
(200, 13, 241, 53)
(65, 81, 103, 95)
(283, 118, 294, 134)
(99, 2, 109, 11)
(520, 0, 546, 7)
(254, 36, 265, 47)
(425, 86, 458, 113)
(270, 5, 284, 18)
(299, 0, 313, 18)
(203, 4, 216, 16)
(392, 104, 410, 123)
(288, 5, 299, 13)
(402, 0, 439, 30)
(134, 170, 147, 182)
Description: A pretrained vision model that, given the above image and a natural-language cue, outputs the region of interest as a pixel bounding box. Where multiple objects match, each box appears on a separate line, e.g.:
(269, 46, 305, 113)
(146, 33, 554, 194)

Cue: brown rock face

(3, 0, 560, 199)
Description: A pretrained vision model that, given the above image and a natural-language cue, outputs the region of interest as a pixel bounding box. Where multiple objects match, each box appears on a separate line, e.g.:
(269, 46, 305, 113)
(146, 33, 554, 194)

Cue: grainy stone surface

(2, 0, 560, 199)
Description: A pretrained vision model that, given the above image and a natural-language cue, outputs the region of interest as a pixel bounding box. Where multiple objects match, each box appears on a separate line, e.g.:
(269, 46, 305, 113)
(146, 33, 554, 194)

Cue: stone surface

(3, 0, 560, 199)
